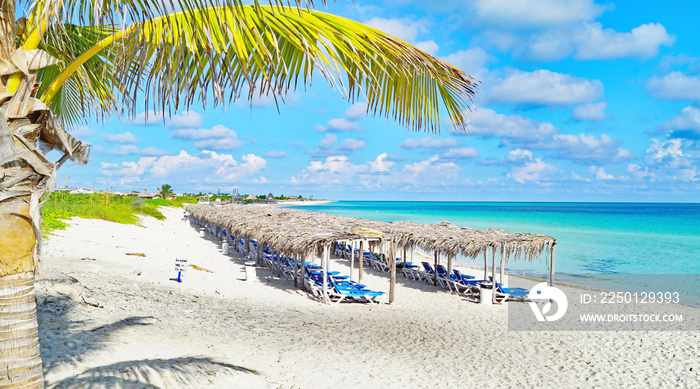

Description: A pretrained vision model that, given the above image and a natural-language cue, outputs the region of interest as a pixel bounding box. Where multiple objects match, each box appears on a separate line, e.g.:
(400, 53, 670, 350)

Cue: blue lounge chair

(421, 262, 437, 284)
(495, 282, 530, 302)
(436, 265, 457, 290)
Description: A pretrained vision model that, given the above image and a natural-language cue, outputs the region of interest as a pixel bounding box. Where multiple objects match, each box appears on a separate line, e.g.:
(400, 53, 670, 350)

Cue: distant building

(138, 190, 156, 199)
(246, 194, 257, 200)
(54, 187, 93, 194)
(266, 193, 274, 200)
(233, 194, 243, 201)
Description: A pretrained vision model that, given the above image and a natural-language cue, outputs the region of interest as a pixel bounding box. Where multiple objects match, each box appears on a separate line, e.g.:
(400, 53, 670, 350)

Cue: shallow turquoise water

(289, 201, 700, 276)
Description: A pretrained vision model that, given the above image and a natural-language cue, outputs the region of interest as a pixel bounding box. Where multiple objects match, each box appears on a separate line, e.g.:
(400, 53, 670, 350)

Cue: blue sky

(57, 0, 700, 201)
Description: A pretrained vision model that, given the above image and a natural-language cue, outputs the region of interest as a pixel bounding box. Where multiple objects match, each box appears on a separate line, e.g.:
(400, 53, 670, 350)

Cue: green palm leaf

(39, 5, 478, 133)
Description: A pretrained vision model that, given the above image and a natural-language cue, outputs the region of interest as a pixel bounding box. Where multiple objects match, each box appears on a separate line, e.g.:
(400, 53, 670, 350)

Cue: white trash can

(199, 228, 205, 238)
(244, 261, 256, 281)
(480, 283, 493, 305)
(222, 241, 229, 255)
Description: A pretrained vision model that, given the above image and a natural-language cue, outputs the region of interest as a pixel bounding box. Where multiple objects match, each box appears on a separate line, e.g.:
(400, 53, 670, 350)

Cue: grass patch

(41, 192, 197, 236)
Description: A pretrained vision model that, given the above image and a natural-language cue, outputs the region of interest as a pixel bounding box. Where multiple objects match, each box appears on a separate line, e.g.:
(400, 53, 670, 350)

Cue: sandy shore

(37, 207, 699, 388)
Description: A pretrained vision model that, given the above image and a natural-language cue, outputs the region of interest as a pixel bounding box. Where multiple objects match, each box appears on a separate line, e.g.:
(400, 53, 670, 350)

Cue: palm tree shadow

(37, 276, 260, 388)
(46, 357, 258, 389)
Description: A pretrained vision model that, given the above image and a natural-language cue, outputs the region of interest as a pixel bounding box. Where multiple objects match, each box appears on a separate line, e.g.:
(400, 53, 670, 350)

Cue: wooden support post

(390, 238, 396, 304)
(483, 250, 488, 280)
(350, 240, 356, 281)
(257, 246, 262, 267)
(500, 245, 505, 285)
(322, 245, 329, 304)
(433, 251, 439, 286)
(549, 243, 556, 287)
(359, 240, 365, 283)
(402, 246, 407, 265)
(447, 253, 453, 280)
(491, 246, 497, 304)
(300, 254, 306, 290)
(293, 251, 298, 287)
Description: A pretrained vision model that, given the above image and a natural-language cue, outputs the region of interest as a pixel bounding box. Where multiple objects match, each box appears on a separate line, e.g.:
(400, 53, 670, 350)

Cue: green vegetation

(157, 184, 174, 199)
(41, 192, 197, 236)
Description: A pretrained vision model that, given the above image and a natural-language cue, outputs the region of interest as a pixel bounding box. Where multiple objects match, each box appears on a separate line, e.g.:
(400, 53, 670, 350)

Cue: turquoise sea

(289, 202, 700, 300)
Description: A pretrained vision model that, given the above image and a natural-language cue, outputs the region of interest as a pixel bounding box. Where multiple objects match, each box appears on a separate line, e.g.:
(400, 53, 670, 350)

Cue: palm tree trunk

(0, 271, 43, 389)
(0, 48, 46, 387)
(0, 128, 45, 388)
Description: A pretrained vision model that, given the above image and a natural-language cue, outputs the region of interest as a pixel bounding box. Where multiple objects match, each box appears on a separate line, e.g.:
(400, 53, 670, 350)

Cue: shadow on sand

(37, 275, 261, 388)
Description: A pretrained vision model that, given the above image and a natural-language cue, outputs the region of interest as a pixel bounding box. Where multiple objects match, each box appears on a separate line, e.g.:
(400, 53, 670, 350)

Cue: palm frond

(36, 24, 122, 125)
(39, 5, 478, 133)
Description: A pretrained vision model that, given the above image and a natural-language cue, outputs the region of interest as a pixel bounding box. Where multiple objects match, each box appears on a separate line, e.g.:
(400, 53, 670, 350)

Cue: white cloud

(98, 145, 171, 157)
(486, 69, 603, 105)
(290, 154, 460, 190)
(100, 150, 267, 188)
(131, 110, 164, 125)
(264, 150, 288, 158)
(662, 106, 700, 140)
(194, 138, 245, 151)
(403, 155, 460, 179)
(365, 17, 439, 55)
(315, 117, 363, 132)
(339, 138, 366, 151)
(571, 102, 610, 121)
(344, 102, 368, 120)
(663, 106, 700, 131)
(69, 125, 94, 138)
(100, 158, 155, 178)
(466, 108, 633, 164)
(647, 72, 700, 100)
(441, 48, 495, 79)
(468, 107, 558, 141)
(573, 22, 673, 60)
(442, 147, 480, 159)
(641, 138, 698, 182)
(103, 132, 137, 144)
(319, 134, 337, 149)
(508, 158, 558, 183)
(368, 153, 395, 173)
(589, 165, 614, 180)
(171, 124, 236, 140)
(414, 40, 439, 55)
(305, 155, 368, 177)
(627, 164, 656, 181)
(150, 150, 266, 181)
(506, 149, 534, 162)
(473, 0, 606, 28)
(549, 133, 635, 163)
(168, 111, 203, 128)
(402, 136, 461, 149)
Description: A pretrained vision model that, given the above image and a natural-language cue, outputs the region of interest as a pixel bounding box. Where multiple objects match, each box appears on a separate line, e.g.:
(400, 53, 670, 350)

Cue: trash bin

(244, 261, 256, 281)
(199, 228, 205, 238)
(480, 282, 493, 305)
(222, 241, 229, 255)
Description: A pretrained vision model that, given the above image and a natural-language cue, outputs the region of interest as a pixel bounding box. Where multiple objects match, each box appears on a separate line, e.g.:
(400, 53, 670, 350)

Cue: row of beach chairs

(334, 243, 529, 303)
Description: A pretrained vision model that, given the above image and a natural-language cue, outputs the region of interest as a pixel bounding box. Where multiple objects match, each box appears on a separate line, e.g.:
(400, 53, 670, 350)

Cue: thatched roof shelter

(186, 203, 557, 304)
(186, 203, 555, 262)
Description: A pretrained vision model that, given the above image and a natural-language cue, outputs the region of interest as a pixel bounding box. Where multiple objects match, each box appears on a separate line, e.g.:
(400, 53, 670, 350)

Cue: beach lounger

(401, 262, 421, 280)
(421, 262, 437, 284)
(450, 269, 474, 293)
(328, 277, 386, 305)
(436, 265, 458, 290)
(495, 282, 530, 302)
(459, 275, 488, 297)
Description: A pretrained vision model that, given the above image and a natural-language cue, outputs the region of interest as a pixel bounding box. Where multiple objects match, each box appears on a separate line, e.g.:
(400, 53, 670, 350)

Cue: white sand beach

(37, 207, 699, 388)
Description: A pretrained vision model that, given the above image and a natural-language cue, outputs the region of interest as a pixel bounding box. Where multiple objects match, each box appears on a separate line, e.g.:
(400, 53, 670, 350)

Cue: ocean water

(289, 201, 700, 277)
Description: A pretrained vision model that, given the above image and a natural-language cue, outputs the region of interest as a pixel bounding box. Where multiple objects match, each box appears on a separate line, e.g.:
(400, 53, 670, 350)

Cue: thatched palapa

(186, 203, 555, 265)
